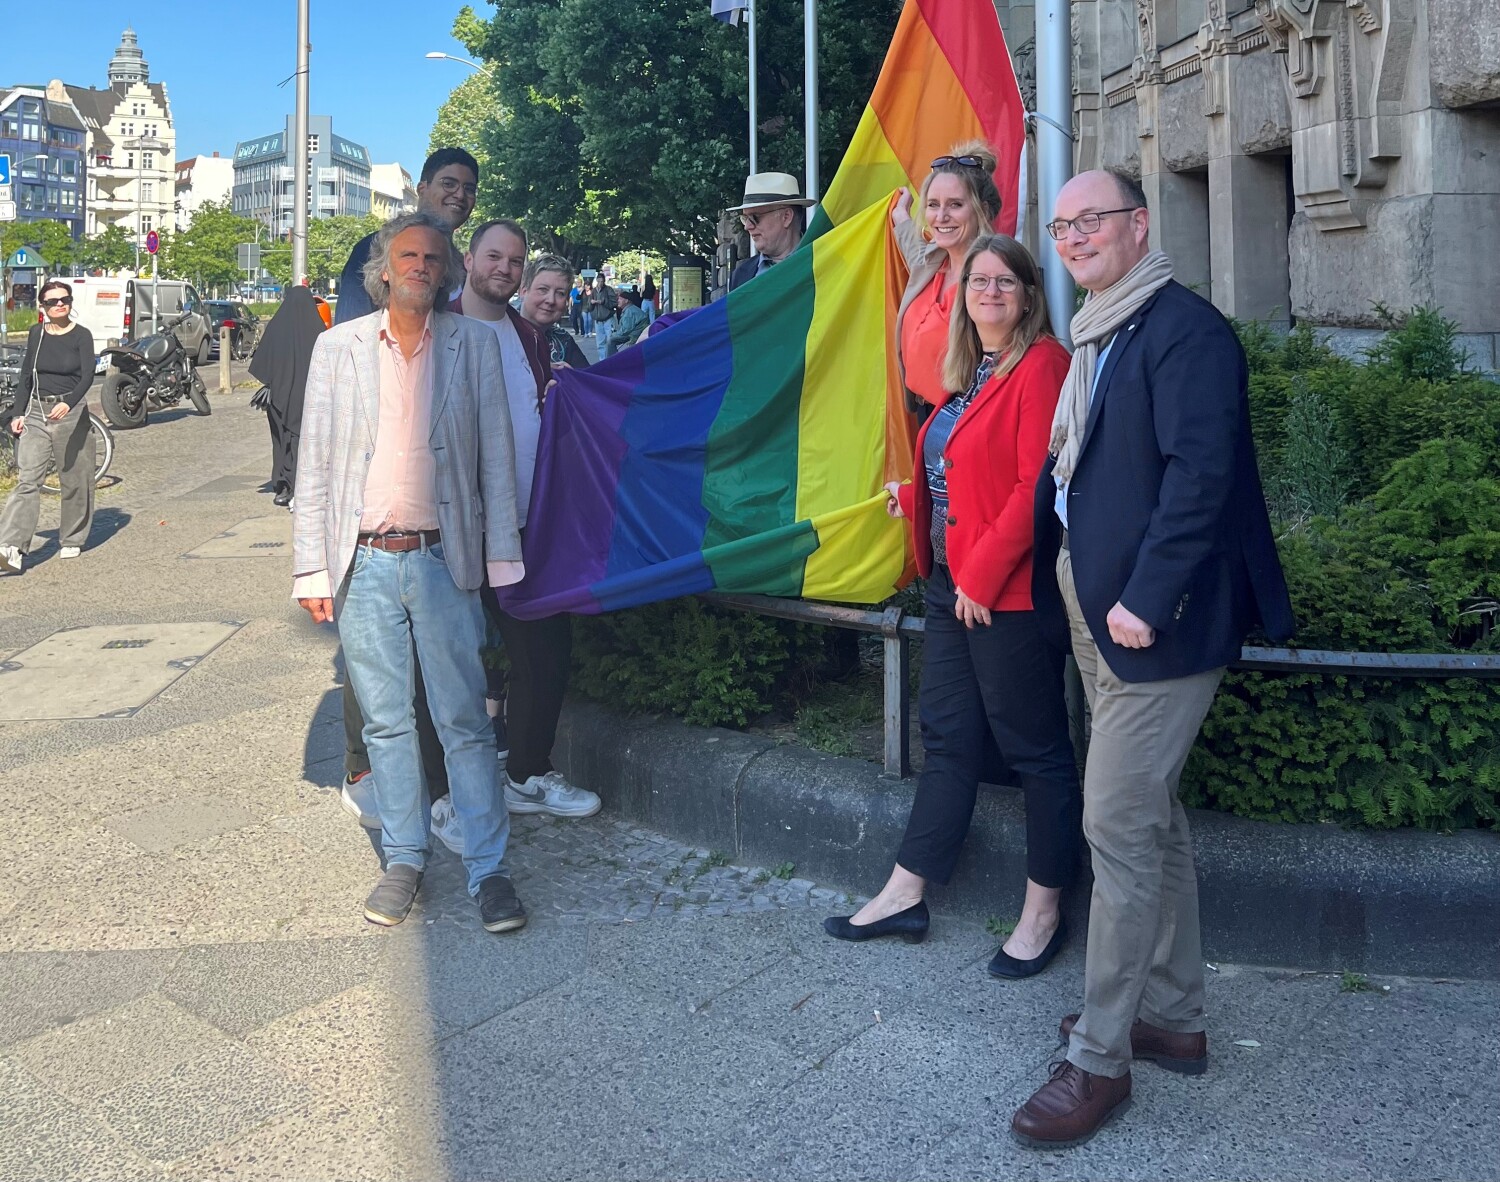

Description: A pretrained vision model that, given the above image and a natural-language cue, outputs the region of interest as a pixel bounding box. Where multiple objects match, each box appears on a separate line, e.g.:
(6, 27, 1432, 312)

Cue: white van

(61, 276, 214, 369)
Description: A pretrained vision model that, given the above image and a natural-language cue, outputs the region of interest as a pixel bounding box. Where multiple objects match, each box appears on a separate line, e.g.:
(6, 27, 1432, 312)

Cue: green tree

(157, 201, 261, 294)
(260, 214, 382, 293)
(1, 218, 74, 271)
(74, 225, 136, 274)
(451, 0, 900, 259)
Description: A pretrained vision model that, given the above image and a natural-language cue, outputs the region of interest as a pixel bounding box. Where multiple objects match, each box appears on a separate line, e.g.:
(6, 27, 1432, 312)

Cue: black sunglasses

(931, 155, 984, 170)
(41, 296, 73, 308)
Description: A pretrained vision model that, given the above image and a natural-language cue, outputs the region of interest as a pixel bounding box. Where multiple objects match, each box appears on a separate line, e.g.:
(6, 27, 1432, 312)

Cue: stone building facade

(995, 0, 1500, 366)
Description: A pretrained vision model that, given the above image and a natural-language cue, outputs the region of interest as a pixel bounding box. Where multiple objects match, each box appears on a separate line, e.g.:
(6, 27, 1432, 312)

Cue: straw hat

(727, 172, 817, 212)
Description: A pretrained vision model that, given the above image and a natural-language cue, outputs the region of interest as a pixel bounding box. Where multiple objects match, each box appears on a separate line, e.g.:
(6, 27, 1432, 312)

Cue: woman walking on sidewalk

(0, 281, 97, 573)
(823, 235, 1082, 978)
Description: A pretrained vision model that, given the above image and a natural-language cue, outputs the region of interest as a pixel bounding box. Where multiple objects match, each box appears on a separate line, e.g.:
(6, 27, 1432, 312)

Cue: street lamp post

(424, 52, 494, 75)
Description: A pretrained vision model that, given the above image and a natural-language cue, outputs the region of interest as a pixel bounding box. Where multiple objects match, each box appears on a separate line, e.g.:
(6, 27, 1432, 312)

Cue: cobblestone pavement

(0, 362, 1496, 1182)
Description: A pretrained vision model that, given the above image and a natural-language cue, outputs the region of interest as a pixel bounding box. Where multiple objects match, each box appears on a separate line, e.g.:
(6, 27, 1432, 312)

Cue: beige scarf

(1049, 251, 1174, 484)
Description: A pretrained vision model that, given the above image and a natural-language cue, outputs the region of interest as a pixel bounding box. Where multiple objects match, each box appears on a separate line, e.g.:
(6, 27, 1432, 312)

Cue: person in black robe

(249, 286, 325, 507)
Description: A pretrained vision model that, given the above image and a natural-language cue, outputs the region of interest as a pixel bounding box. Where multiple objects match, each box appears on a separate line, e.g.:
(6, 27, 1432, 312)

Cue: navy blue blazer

(1031, 281, 1294, 682)
(727, 255, 760, 292)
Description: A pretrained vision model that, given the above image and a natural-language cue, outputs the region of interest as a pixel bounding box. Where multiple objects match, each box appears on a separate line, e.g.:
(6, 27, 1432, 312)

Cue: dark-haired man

(333, 147, 479, 326)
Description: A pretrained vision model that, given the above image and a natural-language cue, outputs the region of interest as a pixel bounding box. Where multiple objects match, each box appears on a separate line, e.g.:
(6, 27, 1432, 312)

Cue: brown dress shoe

(1058, 1012, 1208, 1075)
(1012, 1060, 1132, 1149)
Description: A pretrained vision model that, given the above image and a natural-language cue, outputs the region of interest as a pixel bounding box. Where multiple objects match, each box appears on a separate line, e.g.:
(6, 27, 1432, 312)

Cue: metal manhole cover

(102, 639, 152, 650)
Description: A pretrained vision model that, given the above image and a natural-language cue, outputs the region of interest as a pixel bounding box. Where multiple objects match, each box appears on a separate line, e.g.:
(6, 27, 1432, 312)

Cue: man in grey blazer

(293, 211, 528, 933)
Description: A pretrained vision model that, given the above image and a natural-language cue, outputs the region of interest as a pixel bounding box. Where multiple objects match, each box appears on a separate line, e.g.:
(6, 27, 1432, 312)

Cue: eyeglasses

(965, 274, 1020, 293)
(435, 177, 479, 197)
(1046, 208, 1140, 239)
(931, 155, 984, 169)
(41, 296, 73, 308)
(740, 208, 788, 228)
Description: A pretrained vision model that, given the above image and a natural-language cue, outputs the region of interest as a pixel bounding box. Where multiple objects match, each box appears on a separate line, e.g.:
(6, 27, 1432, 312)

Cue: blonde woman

(892, 141, 1005, 415)
(825, 235, 1081, 980)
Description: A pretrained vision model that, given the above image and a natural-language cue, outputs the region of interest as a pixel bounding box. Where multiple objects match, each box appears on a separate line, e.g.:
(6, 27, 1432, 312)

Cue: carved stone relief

(1014, 38, 1037, 110)
(1133, 0, 1164, 83)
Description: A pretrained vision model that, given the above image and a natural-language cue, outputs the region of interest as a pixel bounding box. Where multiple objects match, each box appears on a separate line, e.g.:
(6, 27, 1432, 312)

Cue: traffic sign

(146, 230, 160, 255)
(0, 154, 10, 185)
(0, 183, 12, 203)
(0, 201, 14, 223)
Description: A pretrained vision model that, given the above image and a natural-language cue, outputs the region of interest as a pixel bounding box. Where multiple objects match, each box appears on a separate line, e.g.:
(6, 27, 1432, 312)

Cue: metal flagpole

(292, 0, 311, 286)
(804, 0, 819, 201)
(747, 0, 759, 173)
(1035, 0, 1075, 346)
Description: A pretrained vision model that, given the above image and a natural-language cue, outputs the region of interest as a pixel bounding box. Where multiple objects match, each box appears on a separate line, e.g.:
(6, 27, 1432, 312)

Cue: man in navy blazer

(1012, 171, 1293, 1149)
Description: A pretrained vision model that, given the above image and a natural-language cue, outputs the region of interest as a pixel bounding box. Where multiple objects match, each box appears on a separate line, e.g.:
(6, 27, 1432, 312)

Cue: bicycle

(0, 345, 116, 493)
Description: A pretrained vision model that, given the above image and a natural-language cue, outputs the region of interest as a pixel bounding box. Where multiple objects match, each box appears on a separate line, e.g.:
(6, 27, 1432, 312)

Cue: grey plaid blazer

(292, 310, 521, 593)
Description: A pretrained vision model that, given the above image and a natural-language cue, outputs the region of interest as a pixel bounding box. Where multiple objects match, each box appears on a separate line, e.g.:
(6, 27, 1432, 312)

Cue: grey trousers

(0, 400, 94, 552)
(1058, 548, 1224, 1078)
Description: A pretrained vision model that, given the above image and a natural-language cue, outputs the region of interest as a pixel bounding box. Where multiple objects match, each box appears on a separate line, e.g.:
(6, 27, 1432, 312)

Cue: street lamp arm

(424, 52, 494, 75)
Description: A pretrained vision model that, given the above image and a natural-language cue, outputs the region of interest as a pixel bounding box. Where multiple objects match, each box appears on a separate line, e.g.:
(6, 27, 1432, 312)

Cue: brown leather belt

(357, 529, 440, 553)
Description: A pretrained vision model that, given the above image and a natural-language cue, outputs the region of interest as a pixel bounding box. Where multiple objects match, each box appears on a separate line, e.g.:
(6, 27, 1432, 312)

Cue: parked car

(58, 276, 214, 366)
(203, 300, 261, 360)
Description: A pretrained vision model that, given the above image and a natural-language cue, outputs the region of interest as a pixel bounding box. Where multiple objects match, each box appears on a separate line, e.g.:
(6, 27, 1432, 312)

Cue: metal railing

(708, 593, 1500, 779)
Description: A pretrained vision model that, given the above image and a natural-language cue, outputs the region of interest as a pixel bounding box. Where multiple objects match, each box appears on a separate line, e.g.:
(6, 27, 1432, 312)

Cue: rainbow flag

(499, 0, 1025, 620)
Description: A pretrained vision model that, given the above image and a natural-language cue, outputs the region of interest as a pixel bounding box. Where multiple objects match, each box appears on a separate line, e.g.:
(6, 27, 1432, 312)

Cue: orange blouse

(900, 263, 957, 408)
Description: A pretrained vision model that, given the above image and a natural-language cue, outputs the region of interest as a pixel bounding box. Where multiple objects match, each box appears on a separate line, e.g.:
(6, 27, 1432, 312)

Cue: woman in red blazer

(825, 235, 1082, 979)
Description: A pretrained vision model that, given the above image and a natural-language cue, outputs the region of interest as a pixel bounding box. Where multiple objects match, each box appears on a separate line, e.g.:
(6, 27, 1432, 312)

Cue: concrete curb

(555, 701, 1500, 980)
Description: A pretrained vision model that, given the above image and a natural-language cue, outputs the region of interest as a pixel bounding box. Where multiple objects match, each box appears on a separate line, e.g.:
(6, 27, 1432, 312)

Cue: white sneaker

(340, 774, 381, 829)
(59, 546, 81, 559)
(505, 771, 601, 818)
(0, 545, 23, 574)
(430, 796, 464, 856)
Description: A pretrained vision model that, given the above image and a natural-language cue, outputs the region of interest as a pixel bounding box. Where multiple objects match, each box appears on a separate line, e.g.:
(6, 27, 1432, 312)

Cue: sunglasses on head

(41, 296, 73, 308)
(931, 155, 984, 170)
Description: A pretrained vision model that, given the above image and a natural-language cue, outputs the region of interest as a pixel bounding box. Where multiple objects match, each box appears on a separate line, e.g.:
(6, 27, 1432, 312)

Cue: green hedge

(568, 308, 1500, 830)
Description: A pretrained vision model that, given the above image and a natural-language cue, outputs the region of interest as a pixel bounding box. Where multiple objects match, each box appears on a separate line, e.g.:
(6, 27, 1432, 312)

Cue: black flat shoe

(988, 919, 1067, 979)
(273, 489, 292, 507)
(823, 899, 929, 944)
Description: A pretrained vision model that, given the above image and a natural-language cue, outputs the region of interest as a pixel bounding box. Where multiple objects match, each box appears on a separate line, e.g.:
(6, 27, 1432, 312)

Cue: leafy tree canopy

(437, 0, 900, 261)
(2, 219, 74, 270)
(157, 201, 261, 294)
(74, 225, 135, 274)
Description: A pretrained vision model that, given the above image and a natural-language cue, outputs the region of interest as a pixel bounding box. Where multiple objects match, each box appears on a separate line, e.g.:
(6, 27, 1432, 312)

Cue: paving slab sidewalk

(0, 362, 1495, 1182)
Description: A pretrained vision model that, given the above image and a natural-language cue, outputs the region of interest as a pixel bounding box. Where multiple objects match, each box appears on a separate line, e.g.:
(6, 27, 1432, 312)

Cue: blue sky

(0, 0, 482, 175)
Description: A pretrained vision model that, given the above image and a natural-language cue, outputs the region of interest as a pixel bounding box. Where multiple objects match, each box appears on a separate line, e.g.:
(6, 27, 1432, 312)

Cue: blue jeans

(336, 540, 510, 894)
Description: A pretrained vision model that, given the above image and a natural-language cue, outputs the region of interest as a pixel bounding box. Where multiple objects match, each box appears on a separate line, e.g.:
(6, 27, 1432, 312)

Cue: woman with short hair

(824, 235, 1082, 979)
(0, 280, 97, 572)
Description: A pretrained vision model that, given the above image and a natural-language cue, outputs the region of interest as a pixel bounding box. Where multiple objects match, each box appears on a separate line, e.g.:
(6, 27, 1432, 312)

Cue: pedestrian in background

(641, 274, 658, 321)
(0, 280, 96, 574)
(592, 281, 616, 355)
(568, 281, 585, 335)
(292, 211, 528, 934)
(825, 235, 1080, 978)
(249, 284, 325, 508)
(605, 287, 649, 358)
(894, 142, 1003, 417)
(1011, 170, 1294, 1149)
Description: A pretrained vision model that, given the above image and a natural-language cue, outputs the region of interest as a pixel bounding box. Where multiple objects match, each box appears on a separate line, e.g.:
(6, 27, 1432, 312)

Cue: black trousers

(265, 402, 299, 494)
(896, 565, 1082, 889)
(483, 588, 573, 784)
(343, 648, 449, 798)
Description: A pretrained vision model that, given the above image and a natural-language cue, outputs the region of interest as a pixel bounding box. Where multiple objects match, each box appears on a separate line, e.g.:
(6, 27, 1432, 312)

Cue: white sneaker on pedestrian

(59, 546, 81, 559)
(505, 771, 602, 818)
(0, 545, 23, 574)
(430, 795, 464, 856)
(341, 774, 381, 829)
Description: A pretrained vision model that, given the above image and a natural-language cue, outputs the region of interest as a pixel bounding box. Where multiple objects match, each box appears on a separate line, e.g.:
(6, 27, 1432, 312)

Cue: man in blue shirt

(333, 147, 479, 325)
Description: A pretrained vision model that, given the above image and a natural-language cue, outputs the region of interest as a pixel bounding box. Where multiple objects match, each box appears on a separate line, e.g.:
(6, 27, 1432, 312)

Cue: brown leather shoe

(1012, 1060, 1132, 1149)
(1058, 1012, 1208, 1075)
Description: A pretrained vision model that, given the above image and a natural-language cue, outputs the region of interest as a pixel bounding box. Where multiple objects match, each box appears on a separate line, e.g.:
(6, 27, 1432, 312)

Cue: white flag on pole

(712, 0, 750, 26)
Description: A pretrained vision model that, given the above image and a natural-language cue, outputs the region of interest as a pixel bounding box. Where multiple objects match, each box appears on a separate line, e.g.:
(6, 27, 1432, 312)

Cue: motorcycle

(99, 312, 212, 429)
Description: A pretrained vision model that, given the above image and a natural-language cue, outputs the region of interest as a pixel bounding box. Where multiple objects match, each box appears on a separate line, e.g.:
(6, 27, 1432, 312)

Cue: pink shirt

(361, 312, 438, 533)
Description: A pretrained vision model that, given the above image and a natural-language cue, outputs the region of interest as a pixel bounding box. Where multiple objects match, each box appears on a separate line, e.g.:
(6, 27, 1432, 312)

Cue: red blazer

(895, 336, 1070, 611)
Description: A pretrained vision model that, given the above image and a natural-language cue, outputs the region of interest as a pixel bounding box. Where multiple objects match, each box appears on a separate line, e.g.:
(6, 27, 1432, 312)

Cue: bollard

(219, 326, 232, 394)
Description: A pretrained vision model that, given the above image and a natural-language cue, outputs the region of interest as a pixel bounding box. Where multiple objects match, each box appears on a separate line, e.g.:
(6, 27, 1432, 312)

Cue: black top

(544, 324, 590, 369)
(13, 322, 95, 416)
(248, 287, 326, 432)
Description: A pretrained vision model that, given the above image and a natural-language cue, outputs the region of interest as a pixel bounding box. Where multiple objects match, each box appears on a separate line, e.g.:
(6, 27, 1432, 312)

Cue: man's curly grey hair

(361, 211, 455, 309)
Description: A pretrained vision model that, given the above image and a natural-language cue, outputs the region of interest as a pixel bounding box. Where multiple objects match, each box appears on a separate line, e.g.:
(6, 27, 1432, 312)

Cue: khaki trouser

(0, 399, 94, 552)
(1058, 548, 1223, 1078)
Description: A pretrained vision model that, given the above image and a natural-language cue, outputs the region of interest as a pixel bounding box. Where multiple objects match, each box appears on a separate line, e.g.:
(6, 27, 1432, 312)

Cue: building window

(142, 181, 154, 202)
(143, 152, 154, 170)
(307, 134, 319, 155)
(140, 214, 153, 234)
